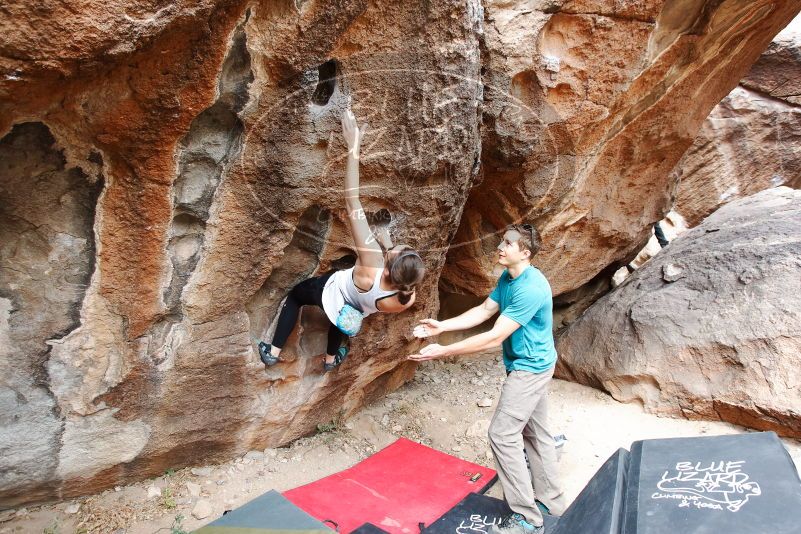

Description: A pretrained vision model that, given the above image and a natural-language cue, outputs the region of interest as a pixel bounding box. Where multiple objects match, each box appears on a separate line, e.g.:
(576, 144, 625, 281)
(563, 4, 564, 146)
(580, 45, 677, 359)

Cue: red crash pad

(283, 438, 497, 534)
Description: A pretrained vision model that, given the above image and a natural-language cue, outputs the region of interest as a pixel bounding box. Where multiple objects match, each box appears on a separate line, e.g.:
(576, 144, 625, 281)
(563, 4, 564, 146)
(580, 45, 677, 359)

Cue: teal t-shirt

(489, 265, 557, 373)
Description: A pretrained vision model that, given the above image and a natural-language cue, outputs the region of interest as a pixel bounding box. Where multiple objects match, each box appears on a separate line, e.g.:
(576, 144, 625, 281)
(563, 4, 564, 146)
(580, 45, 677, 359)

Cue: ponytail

(397, 285, 414, 305)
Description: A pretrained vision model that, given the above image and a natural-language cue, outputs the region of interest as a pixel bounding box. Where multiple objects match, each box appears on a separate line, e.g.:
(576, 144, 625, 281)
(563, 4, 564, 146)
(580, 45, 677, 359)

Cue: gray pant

(488, 367, 566, 526)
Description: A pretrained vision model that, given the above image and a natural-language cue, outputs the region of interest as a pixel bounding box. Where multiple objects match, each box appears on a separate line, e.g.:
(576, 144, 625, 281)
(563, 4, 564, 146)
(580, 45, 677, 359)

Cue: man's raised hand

(413, 318, 444, 339)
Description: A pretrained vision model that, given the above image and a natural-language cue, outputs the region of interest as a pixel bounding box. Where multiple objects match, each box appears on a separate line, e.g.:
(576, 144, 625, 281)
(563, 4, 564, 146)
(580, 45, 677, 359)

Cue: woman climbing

(257, 109, 425, 372)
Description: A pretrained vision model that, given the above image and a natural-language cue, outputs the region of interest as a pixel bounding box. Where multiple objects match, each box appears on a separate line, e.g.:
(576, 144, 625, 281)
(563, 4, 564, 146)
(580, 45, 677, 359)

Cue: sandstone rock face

(556, 188, 801, 438)
(1, 0, 798, 506)
(1, 0, 483, 507)
(0, 123, 104, 503)
(673, 21, 801, 227)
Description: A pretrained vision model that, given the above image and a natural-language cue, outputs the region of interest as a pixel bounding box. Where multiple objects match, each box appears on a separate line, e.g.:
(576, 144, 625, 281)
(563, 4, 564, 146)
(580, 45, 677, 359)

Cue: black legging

(271, 271, 346, 356)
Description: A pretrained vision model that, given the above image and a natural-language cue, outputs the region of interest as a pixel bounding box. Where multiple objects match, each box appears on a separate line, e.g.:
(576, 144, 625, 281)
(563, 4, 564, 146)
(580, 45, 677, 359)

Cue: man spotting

(409, 223, 565, 534)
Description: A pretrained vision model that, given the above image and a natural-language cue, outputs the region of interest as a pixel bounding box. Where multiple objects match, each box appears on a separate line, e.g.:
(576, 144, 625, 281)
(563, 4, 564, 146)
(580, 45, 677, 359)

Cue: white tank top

(321, 266, 398, 325)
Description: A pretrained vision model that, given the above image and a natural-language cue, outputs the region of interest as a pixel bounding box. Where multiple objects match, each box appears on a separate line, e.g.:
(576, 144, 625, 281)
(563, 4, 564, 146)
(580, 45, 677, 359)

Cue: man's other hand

(408, 343, 450, 361)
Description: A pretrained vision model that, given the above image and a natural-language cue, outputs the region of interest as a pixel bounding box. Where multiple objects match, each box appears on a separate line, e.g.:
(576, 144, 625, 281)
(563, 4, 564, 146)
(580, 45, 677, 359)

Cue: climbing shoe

(323, 345, 349, 372)
(536, 500, 551, 516)
(489, 513, 543, 534)
(258, 342, 279, 367)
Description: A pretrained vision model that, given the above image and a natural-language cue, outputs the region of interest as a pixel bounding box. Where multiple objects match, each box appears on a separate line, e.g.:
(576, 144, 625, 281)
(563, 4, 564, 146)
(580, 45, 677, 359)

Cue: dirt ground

(3, 355, 800, 534)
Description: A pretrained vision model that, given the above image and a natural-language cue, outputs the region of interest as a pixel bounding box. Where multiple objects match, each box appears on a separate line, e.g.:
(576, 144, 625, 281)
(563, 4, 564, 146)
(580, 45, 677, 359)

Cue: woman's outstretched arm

(341, 109, 383, 270)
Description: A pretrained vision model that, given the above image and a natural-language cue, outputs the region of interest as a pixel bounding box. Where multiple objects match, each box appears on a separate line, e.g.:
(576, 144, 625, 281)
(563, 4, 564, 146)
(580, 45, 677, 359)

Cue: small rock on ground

(191, 467, 213, 477)
(186, 482, 202, 497)
(477, 397, 493, 408)
(192, 499, 213, 520)
(244, 450, 265, 462)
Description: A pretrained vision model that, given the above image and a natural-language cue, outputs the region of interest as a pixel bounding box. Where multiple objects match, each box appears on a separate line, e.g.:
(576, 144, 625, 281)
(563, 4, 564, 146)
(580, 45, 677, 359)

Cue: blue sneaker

(490, 513, 543, 534)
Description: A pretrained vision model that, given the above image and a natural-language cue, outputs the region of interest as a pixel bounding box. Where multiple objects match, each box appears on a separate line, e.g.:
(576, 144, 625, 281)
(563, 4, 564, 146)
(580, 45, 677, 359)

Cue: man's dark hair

(507, 223, 541, 257)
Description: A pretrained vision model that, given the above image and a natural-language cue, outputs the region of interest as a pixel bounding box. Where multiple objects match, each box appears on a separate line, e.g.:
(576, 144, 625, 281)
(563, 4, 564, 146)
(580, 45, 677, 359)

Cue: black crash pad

(421, 493, 559, 533)
(350, 523, 390, 534)
(193, 489, 332, 533)
(554, 432, 801, 534)
(424, 432, 801, 534)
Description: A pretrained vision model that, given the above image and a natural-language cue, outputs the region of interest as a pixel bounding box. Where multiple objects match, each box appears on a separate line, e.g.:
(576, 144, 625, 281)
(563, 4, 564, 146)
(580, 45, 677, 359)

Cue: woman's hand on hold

(341, 109, 368, 157)
(413, 318, 444, 338)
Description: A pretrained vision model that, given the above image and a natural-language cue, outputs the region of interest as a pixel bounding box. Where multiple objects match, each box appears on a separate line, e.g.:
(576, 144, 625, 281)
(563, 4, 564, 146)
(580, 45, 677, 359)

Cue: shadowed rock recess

(556, 188, 801, 438)
(0, 0, 798, 505)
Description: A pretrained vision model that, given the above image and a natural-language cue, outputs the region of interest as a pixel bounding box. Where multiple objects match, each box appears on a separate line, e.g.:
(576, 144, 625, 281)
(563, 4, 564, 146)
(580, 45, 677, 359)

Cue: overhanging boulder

(557, 188, 801, 438)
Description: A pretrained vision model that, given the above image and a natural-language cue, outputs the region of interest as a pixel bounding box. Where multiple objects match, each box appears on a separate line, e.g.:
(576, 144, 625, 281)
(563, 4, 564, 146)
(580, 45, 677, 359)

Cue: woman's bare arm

(341, 110, 383, 274)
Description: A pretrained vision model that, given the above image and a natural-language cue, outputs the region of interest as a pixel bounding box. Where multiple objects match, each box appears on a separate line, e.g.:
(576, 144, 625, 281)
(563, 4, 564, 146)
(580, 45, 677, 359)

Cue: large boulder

(1, 0, 798, 506)
(673, 19, 801, 227)
(1, 0, 483, 507)
(556, 188, 801, 438)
